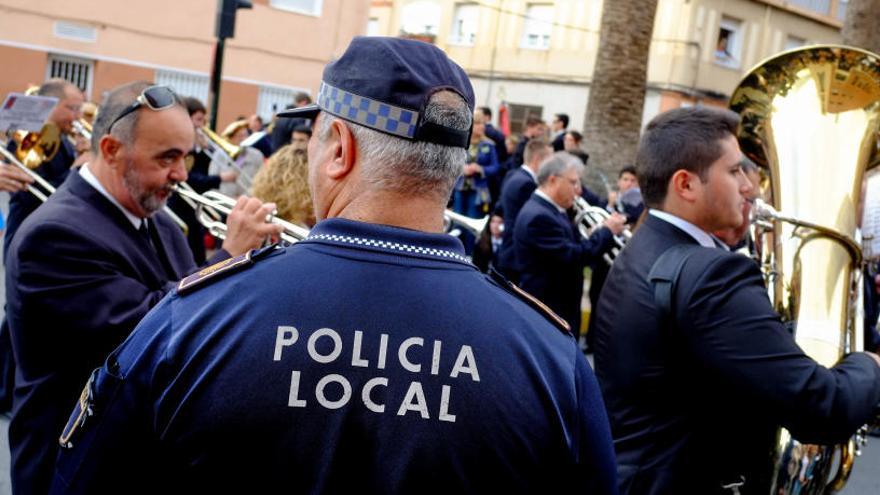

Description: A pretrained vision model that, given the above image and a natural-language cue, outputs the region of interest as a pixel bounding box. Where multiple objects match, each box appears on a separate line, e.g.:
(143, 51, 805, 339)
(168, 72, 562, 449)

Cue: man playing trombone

(5, 81, 281, 494)
(3, 78, 83, 254)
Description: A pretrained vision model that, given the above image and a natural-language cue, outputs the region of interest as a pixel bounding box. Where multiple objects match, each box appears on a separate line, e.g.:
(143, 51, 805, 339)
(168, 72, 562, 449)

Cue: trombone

(0, 142, 189, 233)
(72, 119, 92, 141)
(573, 197, 631, 266)
(0, 145, 56, 202)
(173, 184, 309, 245)
(199, 126, 253, 191)
(444, 209, 489, 238)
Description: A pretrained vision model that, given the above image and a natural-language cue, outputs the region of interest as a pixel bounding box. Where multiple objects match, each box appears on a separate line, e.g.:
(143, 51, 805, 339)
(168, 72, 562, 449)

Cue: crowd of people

(0, 35, 877, 495)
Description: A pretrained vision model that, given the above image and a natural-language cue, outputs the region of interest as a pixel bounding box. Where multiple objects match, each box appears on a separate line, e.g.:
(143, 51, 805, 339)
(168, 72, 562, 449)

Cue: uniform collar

(303, 218, 472, 265)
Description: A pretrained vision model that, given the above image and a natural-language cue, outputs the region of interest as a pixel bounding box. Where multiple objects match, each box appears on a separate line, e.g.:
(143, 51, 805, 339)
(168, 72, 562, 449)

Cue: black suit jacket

(593, 213, 880, 494)
(496, 167, 537, 276)
(552, 131, 565, 151)
(484, 123, 507, 164)
(5, 171, 229, 494)
(4, 137, 76, 257)
(514, 194, 613, 333)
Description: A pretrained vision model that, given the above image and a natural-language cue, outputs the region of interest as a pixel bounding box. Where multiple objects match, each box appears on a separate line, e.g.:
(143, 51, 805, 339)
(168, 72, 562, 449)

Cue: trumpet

(444, 209, 489, 238)
(173, 185, 309, 244)
(573, 197, 631, 266)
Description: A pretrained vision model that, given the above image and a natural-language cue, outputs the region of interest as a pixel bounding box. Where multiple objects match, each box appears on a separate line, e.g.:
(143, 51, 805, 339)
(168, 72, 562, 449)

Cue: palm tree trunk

(582, 0, 659, 182)
(841, 0, 880, 54)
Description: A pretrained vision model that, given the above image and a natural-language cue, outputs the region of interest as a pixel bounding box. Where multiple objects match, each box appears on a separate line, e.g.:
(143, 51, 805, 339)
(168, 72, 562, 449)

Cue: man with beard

(4, 81, 281, 494)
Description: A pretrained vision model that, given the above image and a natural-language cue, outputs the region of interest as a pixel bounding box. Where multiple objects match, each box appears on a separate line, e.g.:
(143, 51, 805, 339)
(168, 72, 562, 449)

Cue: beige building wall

(370, 0, 845, 131)
(0, 0, 370, 129)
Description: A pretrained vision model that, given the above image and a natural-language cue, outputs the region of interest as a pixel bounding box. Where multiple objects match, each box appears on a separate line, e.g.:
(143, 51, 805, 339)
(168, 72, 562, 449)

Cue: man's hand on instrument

(0, 163, 34, 193)
(221, 196, 284, 256)
(603, 212, 627, 235)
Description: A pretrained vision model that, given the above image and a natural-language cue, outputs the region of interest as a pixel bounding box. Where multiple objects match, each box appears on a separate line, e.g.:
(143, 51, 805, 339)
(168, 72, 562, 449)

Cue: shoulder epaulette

(177, 244, 283, 295)
(487, 269, 571, 335)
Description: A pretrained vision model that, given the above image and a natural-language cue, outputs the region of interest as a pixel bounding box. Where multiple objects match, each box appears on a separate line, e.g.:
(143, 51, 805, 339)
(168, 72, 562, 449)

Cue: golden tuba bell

(730, 45, 880, 495)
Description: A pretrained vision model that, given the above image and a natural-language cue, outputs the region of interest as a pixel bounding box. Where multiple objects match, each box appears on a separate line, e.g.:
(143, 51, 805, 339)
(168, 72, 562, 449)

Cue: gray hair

(317, 90, 470, 200)
(537, 151, 584, 186)
(91, 81, 183, 154)
(38, 78, 78, 99)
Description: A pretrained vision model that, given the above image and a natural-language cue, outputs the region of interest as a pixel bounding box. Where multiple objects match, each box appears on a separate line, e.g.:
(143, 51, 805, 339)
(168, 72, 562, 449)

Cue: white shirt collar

(649, 209, 718, 249)
(534, 189, 567, 214)
(520, 165, 537, 182)
(79, 164, 144, 229)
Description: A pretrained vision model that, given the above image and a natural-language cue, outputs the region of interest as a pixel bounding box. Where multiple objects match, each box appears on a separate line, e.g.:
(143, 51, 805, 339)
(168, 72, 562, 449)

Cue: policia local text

(274, 326, 481, 423)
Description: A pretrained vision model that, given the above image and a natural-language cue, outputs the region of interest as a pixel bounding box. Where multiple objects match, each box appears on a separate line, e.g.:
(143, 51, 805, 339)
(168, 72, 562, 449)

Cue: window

(400, 1, 441, 37)
(270, 0, 323, 16)
(787, 0, 832, 15)
(53, 21, 97, 43)
(450, 3, 479, 46)
(508, 103, 543, 136)
(714, 16, 743, 69)
(837, 0, 849, 21)
(367, 17, 380, 36)
(155, 70, 210, 105)
(257, 85, 309, 123)
(46, 54, 94, 100)
(784, 35, 806, 51)
(520, 4, 553, 50)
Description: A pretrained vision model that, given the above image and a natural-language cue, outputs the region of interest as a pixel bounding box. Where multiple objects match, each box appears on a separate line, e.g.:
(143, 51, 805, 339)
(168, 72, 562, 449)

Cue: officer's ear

(325, 119, 356, 180)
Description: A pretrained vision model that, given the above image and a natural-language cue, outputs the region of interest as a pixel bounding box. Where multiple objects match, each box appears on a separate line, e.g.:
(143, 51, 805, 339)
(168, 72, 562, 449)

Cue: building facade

(369, 0, 848, 134)
(0, 0, 369, 130)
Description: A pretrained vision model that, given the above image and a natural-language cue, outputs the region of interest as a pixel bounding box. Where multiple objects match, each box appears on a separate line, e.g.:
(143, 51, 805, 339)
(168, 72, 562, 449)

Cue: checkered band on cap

(318, 82, 419, 140)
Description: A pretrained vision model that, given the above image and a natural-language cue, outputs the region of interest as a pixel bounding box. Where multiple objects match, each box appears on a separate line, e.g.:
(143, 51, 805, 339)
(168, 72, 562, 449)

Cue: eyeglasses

(107, 85, 177, 132)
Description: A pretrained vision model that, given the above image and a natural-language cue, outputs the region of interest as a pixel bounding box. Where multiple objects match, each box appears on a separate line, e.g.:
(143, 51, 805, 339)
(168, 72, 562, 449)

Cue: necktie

(138, 220, 154, 251)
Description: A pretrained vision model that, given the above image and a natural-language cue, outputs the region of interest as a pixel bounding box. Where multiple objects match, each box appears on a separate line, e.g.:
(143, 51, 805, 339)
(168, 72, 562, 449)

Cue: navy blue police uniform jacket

(3, 137, 76, 257)
(592, 213, 880, 494)
(5, 170, 230, 495)
(513, 194, 614, 334)
(51, 218, 619, 495)
(496, 166, 538, 277)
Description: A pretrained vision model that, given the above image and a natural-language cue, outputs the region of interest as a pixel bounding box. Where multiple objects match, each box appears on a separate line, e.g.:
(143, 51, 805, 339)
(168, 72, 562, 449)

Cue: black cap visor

(276, 103, 321, 120)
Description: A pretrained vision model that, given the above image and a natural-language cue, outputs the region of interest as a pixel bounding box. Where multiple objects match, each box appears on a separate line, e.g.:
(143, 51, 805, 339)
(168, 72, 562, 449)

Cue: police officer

(51, 37, 618, 494)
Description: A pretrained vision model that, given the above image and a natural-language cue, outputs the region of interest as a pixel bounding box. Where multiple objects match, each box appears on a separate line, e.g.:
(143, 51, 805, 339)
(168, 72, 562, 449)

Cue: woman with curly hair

(251, 144, 316, 228)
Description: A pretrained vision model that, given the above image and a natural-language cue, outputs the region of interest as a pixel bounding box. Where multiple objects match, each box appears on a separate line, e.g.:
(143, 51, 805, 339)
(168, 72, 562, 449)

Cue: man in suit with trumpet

(50, 37, 618, 494)
(5, 81, 281, 494)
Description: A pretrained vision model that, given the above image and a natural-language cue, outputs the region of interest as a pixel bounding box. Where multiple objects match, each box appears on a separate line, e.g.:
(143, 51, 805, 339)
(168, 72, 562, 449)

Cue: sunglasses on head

(108, 85, 177, 132)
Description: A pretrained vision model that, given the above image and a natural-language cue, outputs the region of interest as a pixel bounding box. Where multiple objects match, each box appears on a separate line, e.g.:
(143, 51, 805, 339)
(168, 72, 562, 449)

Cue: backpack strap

(647, 244, 704, 320)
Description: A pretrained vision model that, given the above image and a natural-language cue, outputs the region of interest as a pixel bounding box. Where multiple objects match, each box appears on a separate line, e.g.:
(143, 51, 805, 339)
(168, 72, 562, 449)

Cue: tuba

(730, 45, 880, 494)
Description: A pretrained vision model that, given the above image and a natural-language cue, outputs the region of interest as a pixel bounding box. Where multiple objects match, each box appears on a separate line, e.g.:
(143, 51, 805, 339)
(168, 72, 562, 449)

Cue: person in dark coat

(4, 79, 83, 255)
(550, 113, 568, 151)
(514, 152, 625, 335)
(593, 106, 880, 494)
(50, 38, 619, 495)
(5, 82, 281, 495)
(495, 138, 552, 281)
